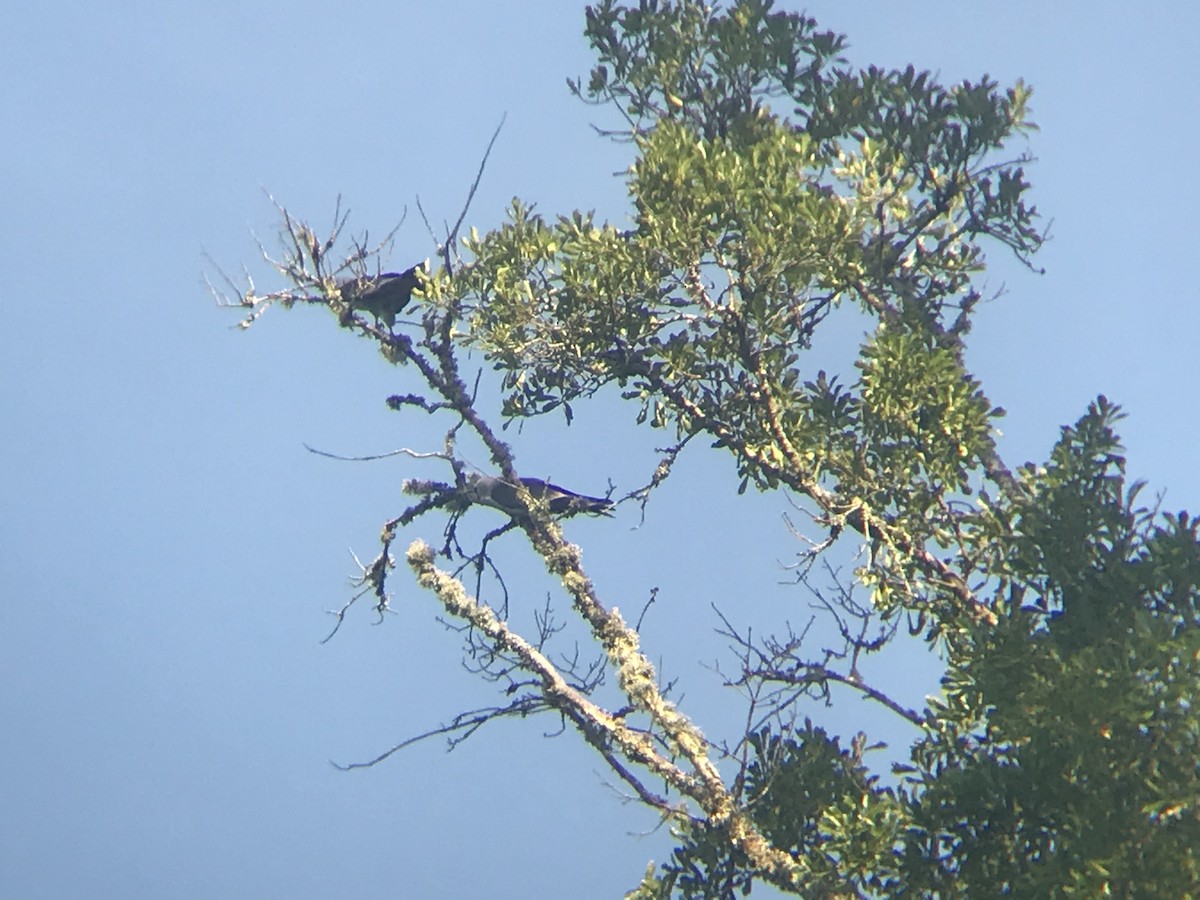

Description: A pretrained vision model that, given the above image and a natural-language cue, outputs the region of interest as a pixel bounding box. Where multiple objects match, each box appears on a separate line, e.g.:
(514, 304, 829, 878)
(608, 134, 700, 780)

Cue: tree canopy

(216, 1, 1200, 895)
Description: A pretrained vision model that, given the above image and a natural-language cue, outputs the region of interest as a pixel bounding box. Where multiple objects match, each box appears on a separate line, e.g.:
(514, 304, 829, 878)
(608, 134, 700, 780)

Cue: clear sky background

(2, 3, 1197, 898)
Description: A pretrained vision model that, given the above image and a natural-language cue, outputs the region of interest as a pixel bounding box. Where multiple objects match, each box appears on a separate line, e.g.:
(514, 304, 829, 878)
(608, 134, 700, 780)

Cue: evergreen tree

(219, 2, 1199, 894)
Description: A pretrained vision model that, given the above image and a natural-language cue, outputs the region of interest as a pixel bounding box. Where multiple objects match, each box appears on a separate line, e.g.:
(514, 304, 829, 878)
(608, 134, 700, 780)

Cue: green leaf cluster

(639, 724, 905, 898)
(902, 398, 1200, 896)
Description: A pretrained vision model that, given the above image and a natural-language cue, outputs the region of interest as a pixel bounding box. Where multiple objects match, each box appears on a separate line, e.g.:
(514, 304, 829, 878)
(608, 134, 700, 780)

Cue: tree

(214, 1, 1200, 895)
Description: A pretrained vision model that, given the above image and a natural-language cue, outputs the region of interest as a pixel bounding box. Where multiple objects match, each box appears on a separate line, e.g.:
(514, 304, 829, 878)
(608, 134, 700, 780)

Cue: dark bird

(465, 473, 614, 518)
(339, 262, 425, 326)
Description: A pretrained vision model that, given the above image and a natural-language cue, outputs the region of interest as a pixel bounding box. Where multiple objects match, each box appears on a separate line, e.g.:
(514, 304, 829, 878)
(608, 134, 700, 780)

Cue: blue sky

(2, 3, 1197, 897)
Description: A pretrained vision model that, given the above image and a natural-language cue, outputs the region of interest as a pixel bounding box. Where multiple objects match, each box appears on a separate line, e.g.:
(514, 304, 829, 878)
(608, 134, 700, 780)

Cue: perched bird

(338, 262, 425, 326)
(465, 473, 614, 519)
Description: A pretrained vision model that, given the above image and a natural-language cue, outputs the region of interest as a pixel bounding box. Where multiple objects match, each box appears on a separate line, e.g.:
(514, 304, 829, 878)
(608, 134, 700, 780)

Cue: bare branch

(303, 444, 451, 465)
(435, 114, 507, 276)
(331, 697, 547, 770)
(405, 540, 806, 885)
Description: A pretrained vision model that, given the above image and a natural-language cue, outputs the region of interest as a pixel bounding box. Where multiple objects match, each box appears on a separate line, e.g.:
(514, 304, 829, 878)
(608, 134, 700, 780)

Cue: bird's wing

(465, 473, 612, 517)
(519, 477, 613, 515)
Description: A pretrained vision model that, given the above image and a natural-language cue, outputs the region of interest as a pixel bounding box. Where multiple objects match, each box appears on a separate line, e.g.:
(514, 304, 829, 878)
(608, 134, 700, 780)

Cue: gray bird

(465, 473, 614, 518)
(338, 263, 425, 326)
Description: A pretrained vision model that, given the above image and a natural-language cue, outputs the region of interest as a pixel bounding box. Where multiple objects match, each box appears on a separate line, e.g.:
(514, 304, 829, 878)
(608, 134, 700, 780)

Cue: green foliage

(245, 1, 1198, 895)
(648, 724, 905, 898)
(465, 2, 1043, 575)
(903, 399, 1200, 895)
(576, 0, 846, 140)
(450, 3, 1198, 894)
(852, 322, 994, 530)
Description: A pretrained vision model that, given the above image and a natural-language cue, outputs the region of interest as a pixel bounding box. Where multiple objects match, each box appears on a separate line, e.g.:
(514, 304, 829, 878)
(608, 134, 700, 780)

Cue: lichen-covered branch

(406, 539, 807, 887)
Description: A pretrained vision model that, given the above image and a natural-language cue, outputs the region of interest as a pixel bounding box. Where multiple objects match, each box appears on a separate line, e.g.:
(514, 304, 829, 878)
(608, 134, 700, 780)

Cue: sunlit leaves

(632, 117, 858, 290)
(856, 323, 992, 494)
(575, 0, 846, 139)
